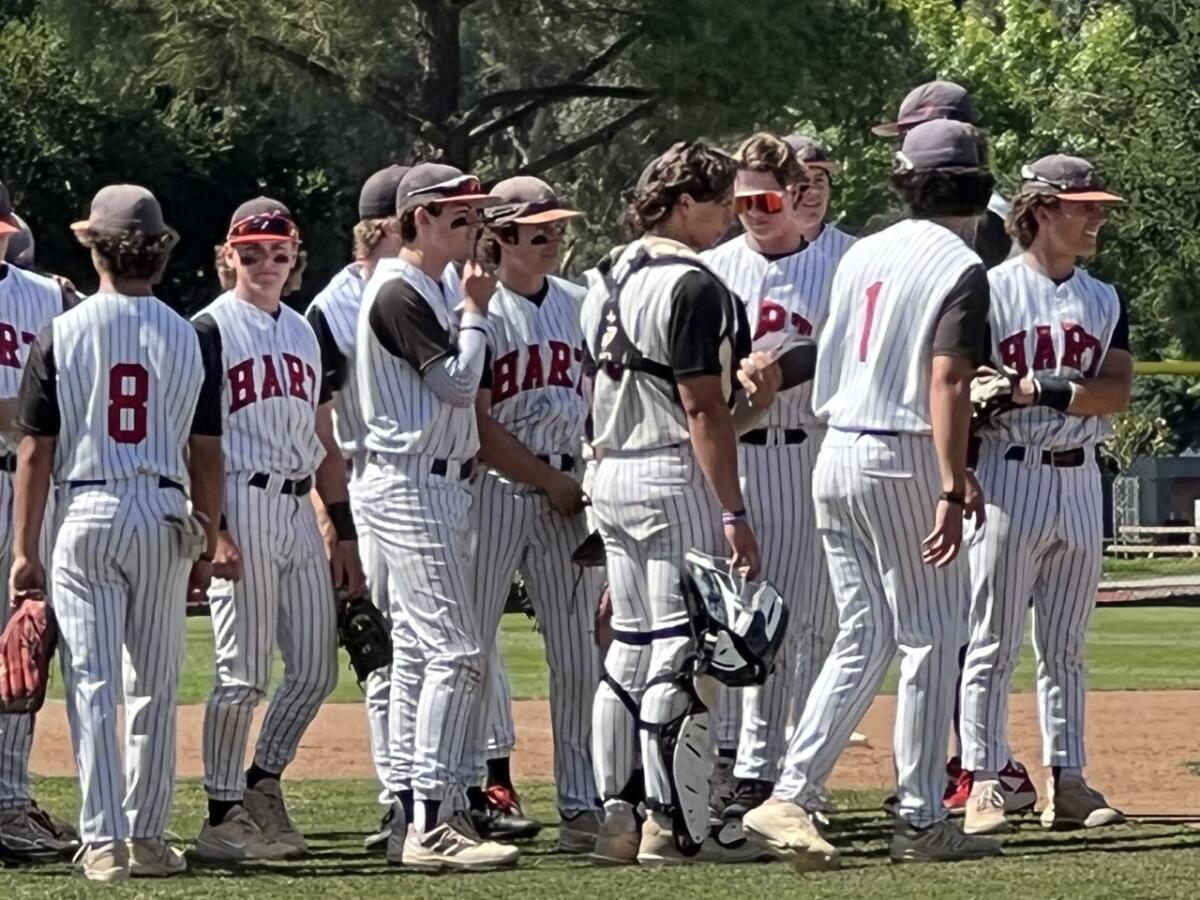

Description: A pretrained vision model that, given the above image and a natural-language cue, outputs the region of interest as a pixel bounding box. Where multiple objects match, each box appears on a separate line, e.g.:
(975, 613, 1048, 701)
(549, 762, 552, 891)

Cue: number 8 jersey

(813, 219, 988, 432)
(17, 292, 222, 483)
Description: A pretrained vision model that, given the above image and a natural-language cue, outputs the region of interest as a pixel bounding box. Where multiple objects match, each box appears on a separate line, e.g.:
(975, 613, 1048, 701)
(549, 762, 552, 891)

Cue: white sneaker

(74, 841, 130, 882)
(244, 779, 307, 857)
(590, 801, 639, 866)
(742, 799, 840, 872)
(558, 808, 602, 854)
(129, 839, 187, 877)
(402, 813, 520, 873)
(964, 780, 1011, 835)
(191, 806, 295, 862)
(636, 814, 688, 866)
(0, 806, 78, 858)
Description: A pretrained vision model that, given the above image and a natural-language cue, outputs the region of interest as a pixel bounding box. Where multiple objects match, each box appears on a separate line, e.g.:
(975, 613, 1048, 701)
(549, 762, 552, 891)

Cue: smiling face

(227, 238, 298, 296)
(734, 169, 804, 247)
(1036, 199, 1114, 259)
(796, 168, 831, 231)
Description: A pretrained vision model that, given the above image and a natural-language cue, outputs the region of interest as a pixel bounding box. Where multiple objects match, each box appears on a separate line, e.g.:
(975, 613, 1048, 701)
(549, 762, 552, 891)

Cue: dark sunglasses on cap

(228, 211, 301, 242)
(734, 192, 786, 215)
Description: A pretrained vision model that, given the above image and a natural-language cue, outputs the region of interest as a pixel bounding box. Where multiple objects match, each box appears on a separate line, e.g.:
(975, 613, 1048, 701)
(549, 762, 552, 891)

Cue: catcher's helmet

(681, 549, 788, 687)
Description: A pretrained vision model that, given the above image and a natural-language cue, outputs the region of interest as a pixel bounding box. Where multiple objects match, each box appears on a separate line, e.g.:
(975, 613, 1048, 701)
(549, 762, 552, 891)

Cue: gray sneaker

(385, 800, 407, 866)
(890, 820, 1003, 864)
(192, 805, 295, 862)
(244, 779, 307, 857)
(129, 839, 187, 877)
(558, 808, 602, 854)
(1040, 776, 1126, 830)
(0, 806, 78, 859)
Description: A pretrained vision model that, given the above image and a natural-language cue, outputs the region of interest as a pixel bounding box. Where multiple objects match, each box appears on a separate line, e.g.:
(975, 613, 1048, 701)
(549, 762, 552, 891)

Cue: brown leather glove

(0, 593, 58, 714)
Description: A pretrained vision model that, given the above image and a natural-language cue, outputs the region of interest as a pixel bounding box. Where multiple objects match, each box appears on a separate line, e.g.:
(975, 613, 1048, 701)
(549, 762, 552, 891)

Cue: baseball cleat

(472, 784, 542, 842)
(0, 806, 79, 859)
(997, 760, 1038, 814)
(401, 813, 520, 873)
(590, 801, 639, 866)
(722, 778, 775, 822)
(557, 808, 602, 854)
(385, 799, 407, 866)
(963, 780, 1012, 835)
(943, 757, 972, 815)
(28, 803, 80, 844)
(191, 806, 295, 862)
(1040, 776, 1125, 830)
(365, 805, 394, 853)
(74, 841, 130, 883)
(742, 799, 840, 872)
(244, 779, 307, 857)
(129, 839, 188, 877)
(699, 816, 774, 863)
(890, 820, 1003, 863)
(709, 756, 737, 815)
(635, 815, 688, 866)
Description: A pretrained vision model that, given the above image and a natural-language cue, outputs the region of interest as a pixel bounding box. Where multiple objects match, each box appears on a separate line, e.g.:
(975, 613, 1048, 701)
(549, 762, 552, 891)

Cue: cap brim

(0, 216, 21, 236)
(871, 121, 901, 137)
(510, 208, 584, 225)
(425, 193, 497, 206)
(1057, 190, 1124, 203)
(804, 160, 842, 175)
(227, 234, 302, 244)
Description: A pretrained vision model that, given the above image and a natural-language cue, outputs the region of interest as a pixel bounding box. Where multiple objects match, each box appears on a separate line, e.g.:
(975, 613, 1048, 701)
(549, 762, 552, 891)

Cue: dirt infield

(29, 690, 1200, 816)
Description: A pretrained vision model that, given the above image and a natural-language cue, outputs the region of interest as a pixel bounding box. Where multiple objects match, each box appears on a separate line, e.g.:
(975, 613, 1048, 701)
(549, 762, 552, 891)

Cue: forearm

(930, 363, 972, 494)
(1066, 374, 1132, 417)
(0, 398, 20, 443)
(477, 412, 558, 490)
(423, 312, 490, 407)
(12, 435, 53, 560)
(187, 436, 224, 556)
(314, 404, 350, 506)
(687, 405, 746, 513)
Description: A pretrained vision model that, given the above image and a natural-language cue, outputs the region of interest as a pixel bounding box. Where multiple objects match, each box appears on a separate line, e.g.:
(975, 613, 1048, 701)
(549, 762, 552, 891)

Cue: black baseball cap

(0, 183, 19, 237)
(783, 135, 842, 174)
(71, 184, 171, 237)
(359, 165, 410, 219)
(4, 214, 33, 267)
(873, 80, 979, 137)
(1020, 155, 1123, 203)
(894, 120, 983, 171)
(227, 196, 300, 244)
(395, 163, 494, 215)
(484, 176, 583, 226)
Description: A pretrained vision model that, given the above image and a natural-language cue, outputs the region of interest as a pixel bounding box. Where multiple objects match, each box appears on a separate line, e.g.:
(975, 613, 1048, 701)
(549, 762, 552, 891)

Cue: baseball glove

(337, 594, 391, 685)
(970, 367, 1020, 425)
(0, 593, 58, 714)
(572, 531, 606, 568)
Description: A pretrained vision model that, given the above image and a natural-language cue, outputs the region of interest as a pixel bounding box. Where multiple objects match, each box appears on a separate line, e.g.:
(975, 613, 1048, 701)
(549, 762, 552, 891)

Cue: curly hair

(1006, 191, 1060, 249)
(735, 132, 809, 191)
(353, 217, 398, 259)
(213, 244, 308, 296)
(888, 168, 995, 218)
(624, 141, 738, 236)
(75, 228, 178, 280)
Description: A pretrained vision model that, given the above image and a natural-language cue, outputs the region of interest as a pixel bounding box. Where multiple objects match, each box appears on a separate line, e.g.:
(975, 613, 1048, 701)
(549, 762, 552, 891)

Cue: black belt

(740, 428, 808, 447)
(0, 455, 15, 474)
(536, 453, 575, 471)
(68, 476, 184, 493)
(1004, 446, 1087, 468)
(431, 458, 473, 480)
(248, 472, 313, 495)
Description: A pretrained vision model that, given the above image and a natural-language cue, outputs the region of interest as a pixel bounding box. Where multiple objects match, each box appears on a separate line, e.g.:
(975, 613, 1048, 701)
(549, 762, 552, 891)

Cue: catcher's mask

(680, 549, 788, 687)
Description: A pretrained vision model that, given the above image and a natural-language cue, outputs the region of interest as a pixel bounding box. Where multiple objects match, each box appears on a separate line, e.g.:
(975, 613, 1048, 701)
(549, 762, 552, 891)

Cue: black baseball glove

(337, 594, 391, 685)
(970, 367, 1021, 426)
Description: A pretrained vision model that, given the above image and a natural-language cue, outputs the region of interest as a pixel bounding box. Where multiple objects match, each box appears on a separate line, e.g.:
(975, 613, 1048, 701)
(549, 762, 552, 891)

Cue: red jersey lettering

(998, 331, 1028, 374)
(260, 355, 283, 399)
(492, 349, 519, 404)
(547, 341, 573, 388)
(521, 344, 545, 392)
(0, 324, 20, 368)
(283, 352, 308, 400)
(1061, 323, 1103, 375)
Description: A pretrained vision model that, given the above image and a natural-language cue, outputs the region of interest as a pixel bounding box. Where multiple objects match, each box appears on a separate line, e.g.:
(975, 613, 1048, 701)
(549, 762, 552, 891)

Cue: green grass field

(4, 779, 1199, 899)
(47, 604, 1200, 706)
(1101, 556, 1200, 579)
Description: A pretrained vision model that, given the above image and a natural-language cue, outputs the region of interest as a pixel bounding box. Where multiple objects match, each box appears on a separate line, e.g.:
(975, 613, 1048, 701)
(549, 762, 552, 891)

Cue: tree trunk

(414, 0, 467, 164)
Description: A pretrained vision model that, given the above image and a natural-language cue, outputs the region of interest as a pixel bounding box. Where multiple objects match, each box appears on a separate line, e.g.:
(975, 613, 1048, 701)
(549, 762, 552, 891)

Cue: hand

(461, 259, 497, 315)
(187, 558, 214, 605)
(922, 499, 964, 568)
(543, 471, 587, 516)
(964, 471, 986, 529)
(212, 530, 243, 582)
(724, 519, 761, 580)
(9, 555, 45, 607)
(738, 351, 783, 409)
(1013, 374, 1036, 407)
(330, 540, 365, 601)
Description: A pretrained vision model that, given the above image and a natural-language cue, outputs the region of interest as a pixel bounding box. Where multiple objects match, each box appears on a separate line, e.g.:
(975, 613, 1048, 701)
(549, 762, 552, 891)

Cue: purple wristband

(721, 509, 747, 526)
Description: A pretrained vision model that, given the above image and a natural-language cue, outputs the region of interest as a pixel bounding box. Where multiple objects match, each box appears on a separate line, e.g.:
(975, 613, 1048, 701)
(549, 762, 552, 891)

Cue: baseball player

(700, 134, 839, 822)
(354, 162, 520, 872)
(784, 135, 857, 266)
(193, 197, 364, 862)
(744, 120, 1003, 867)
(461, 176, 601, 850)
(958, 155, 1131, 835)
(11, 185, 224, 881)
(583, 141, 786, 867)
(0, 183, 79, 860)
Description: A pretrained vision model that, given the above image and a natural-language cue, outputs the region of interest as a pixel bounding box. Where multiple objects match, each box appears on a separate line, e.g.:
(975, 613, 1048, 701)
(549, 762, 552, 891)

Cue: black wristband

(327, 501, 358, 541)
(1033, 376, 1074, 412)
(219, 513, 228, 531)
(939, 490, 965, 507)
(199, 552, 214, 563)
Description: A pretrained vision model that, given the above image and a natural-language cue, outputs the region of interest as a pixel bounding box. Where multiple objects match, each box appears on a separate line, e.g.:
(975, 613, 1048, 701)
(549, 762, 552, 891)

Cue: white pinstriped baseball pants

(775, 430, 966, 828)
(590, 446, 722, 807)
(53, 478, 191, 842)
(202, 478, 338, 800)
(960, 441, 1103, 772)
(357, 455, 483, 807)
(464, 471, 600, 812)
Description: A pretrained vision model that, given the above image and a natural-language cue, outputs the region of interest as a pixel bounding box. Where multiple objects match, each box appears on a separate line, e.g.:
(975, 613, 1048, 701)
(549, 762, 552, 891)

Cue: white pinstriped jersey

(485, 277, 589, 456)
(980, 257, 1122, 449)
(193, 292, 325, 478)
(581, 238, 743, 451)
(814, 219, 981, 433)
(308, 263, 368, 455)
(357, 257, 479, 461)
(0, 266, 63, 452)
(703, 235, 836, 428)
(52, 293, 203, 484)
(812, 225, 856, 266)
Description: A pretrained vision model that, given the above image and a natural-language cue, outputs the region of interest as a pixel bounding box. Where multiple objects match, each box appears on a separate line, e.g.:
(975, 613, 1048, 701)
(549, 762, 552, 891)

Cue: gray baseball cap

(0, 182, 21, 237)
(71, 184, 170, 237)
(873, 80, 979, 137)
(894, 120, 984, 172)
(483, 176, 583, 226)
(395, 163, 494, 215)
(4, 214, 33, 267)
(1020, 155, 1123, 202)
(359, 164, 411, 219)
(227, 196, 300, 244)
(783, 135, 842, 174)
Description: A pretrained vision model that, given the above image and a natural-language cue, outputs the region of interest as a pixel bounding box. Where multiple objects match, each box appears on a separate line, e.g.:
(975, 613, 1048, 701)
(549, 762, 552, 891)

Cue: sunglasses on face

(735, 192, 786, 215)
(1059, 201, 1113, 218)
(228, 212, 301, 242)
(236, 249, 294, 266)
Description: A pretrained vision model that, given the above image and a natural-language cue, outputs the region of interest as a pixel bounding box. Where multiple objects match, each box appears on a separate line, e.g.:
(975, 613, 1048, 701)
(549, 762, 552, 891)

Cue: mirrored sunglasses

(735, 192, 786, 216)
(228, 212, 300, 242)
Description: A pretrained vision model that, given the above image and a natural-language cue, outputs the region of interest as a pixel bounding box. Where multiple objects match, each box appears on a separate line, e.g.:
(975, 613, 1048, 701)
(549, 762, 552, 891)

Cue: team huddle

(0, 78, 1134, 882)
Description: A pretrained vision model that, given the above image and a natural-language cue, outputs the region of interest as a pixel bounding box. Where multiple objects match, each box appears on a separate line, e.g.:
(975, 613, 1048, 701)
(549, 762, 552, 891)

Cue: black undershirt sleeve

(480, 348, 493, 391)
(305, 305, 348, 397)
(369, 278, 456, 374)
(667, 270, 732, 379)
(191, 314, 224, 437)
(931, 264, 990, 365)
(1110, 288, 1131, 353)
(16, 325, 59, 437)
